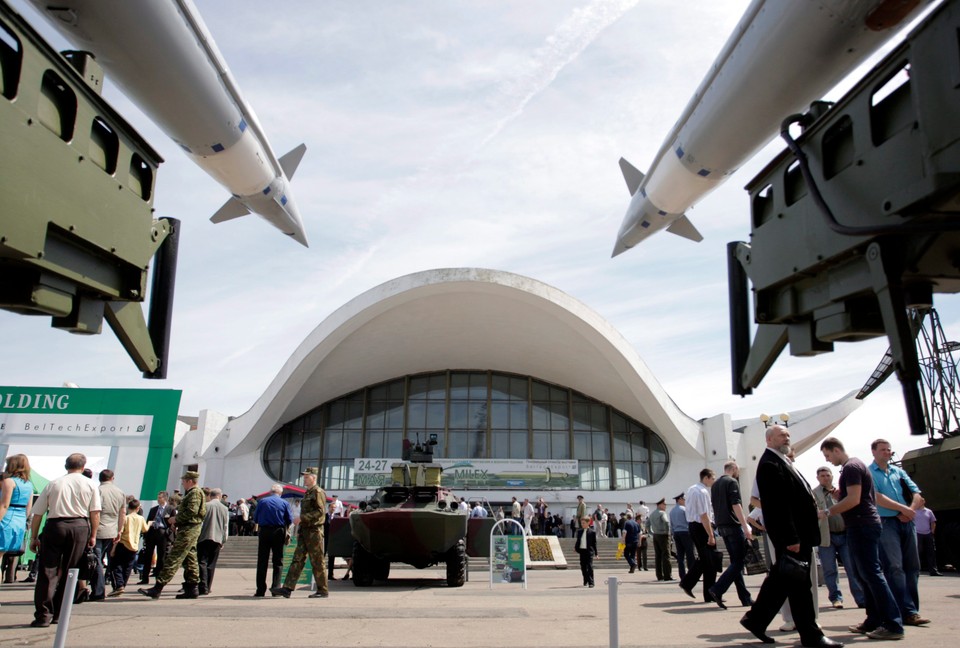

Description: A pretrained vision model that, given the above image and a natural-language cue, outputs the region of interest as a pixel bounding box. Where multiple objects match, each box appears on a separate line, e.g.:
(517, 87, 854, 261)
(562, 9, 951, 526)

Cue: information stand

(489, 519, 527, 589)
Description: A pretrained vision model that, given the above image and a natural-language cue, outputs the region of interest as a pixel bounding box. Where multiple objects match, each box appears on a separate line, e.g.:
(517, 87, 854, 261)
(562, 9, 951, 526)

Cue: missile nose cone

(282, 193, 309, 247)
(611, 239, 630, 258)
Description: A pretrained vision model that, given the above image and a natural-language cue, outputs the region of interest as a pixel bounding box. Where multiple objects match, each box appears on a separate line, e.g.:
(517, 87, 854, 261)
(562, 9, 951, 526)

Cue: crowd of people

(0, 437, 946, 643)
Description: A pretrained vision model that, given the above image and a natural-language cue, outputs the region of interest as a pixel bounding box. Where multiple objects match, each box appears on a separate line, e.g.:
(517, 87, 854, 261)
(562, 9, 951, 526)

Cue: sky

(3, 0, 954, 484)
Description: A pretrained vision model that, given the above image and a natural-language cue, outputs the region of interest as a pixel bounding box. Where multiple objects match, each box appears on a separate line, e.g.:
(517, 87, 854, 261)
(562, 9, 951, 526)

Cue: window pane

(492, 430, 509, 458)
(449, 402, 468, 428)
(345, 401, 364, 429)
(409, 376, 429, 399)
(468, 429, 486, 457)
(343, 431, 361, 458)
(509, 432, 527, 458)
(450, 373, 469, 399)
(385, 431, 403, 458)
(281, 460, 302, 484)
(490, 402, 509, 428)
(427, 374, 447, 398)
(265, 433, 283, 462)
(323, 429, 341, 458)
(302, 430, 321, 461)
(447, 430, 468, 457)
(505, 402, 524, 428)
(491, 374, 510, 400)
(592, 430, 610, 460)
(549, 402, 568, 430)
(469, 401, 489, 431)
(366, 430, 384, 457)
(572, 402, 591, 431)
(426, 402, 446, 429)
(264, 459, 281, 481)
(533, 431, 549, 458)
(468, 372, 487, 397)
(552, 431, 570, 459)
(531, 381, 550, 400)
(573, 431, 590, 459)
(407, 402, 426, 428)
(531, 403, 548, 428)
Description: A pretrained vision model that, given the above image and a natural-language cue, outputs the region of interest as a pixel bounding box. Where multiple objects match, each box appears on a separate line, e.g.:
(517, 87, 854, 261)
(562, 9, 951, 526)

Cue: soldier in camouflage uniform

(271, 467, 329, 599)
(138, 470, 206, 599)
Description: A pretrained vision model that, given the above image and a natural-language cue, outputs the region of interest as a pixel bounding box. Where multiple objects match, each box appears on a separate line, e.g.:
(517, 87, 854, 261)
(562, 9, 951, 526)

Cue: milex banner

(353, 458, 579, 489)
(0, 386, 181, 498)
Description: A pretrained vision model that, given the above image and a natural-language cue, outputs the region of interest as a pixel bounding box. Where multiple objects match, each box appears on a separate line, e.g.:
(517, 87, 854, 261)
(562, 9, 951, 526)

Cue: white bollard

(606, 576, 619, 648)
(53, 568, 79, 648)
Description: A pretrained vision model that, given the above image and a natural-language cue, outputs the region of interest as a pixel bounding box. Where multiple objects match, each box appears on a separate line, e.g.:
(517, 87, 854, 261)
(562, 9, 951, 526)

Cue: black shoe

(88, 595, 105, 602)
(629, 566, 635, 573)
(588, 583, 595, 588)
(271, 586, 291, 598)
(309, 591, 329, 598)
(707, 588, 727, 610)
(740, 616, 775, 644)
(801, 638, 843, 647)
(74, 588, 90, 604)
(253, 591, 266, 597)
(138, 584, 164, 599)
(930, 571, 943, 577)
(680, 583, 695, 599)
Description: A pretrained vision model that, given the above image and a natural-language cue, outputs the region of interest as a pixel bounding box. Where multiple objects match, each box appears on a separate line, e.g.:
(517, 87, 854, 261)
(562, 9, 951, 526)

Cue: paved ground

(0, 567, 955, 647)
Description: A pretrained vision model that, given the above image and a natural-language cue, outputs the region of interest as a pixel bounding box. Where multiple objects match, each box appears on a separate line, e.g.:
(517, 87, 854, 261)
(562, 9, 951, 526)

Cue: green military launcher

(1, 1, 178, 377)
(728, 0, 960, 436)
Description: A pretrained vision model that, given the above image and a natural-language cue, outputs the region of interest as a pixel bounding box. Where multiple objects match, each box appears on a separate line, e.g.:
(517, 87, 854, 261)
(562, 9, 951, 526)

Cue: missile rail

(728, 0, 960, 435)
(1, 0, 178, 377)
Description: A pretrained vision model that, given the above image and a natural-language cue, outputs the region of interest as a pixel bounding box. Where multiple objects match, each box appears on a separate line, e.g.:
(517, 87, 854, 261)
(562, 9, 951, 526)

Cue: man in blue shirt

(670, 493, 694, 580)
(868, 439, 929, 627)
(252, 484, 294, 597)
(622, 511, 641, 573)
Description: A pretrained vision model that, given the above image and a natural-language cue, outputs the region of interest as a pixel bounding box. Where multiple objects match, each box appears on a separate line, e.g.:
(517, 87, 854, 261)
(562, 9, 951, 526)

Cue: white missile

(27, 0, 309, 246)
(611, 0, 934, 257)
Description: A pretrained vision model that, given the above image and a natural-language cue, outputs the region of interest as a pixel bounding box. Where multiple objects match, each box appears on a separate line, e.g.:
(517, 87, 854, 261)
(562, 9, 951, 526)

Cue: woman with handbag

(0, 455, 34, 594)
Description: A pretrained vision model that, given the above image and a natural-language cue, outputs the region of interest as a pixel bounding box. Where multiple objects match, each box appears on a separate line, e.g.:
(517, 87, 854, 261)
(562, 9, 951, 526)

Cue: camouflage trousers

(283, 526, 328, 595)
(157, 523, 202, 586)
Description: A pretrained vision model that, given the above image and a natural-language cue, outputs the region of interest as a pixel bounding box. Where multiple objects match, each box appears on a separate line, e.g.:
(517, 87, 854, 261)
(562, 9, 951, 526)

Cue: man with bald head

(740, 426, 842, 647)
(29, 453, 102, 627)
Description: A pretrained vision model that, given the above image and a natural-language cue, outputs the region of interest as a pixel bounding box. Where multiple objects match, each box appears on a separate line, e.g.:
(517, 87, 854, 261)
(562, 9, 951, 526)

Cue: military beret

(181, 470, 200, 480)
(301, 467, 319, 476)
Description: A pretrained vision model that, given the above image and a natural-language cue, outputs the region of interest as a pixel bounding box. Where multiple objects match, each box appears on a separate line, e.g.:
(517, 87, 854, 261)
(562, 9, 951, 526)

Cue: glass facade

(262, 370, 669, 491)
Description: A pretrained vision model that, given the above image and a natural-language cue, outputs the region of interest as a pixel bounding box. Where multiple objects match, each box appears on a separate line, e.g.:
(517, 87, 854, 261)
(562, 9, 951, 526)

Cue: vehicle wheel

(352, 542, 374, 587)
(373, 558, 391, 581)
(445, 539, 466, 587)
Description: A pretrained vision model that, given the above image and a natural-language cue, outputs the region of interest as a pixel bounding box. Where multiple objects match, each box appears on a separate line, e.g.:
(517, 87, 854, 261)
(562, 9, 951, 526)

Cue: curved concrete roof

(222, 268, 702, 457)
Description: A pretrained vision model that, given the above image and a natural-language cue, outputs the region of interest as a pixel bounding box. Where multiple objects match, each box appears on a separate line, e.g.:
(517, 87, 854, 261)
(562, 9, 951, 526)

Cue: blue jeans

(846, 524, 904, 634)
(713, 526, 752, 605)
(879, 517, 920, 617)
(818, 532, 865, 606)
(90, 538, 114, 599)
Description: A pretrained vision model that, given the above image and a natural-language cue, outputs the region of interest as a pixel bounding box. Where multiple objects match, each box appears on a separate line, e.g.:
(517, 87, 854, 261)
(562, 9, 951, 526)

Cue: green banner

(0, 386, 181, 498)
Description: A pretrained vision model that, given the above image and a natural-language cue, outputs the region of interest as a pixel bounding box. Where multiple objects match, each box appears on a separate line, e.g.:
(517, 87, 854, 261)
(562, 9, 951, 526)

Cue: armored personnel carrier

(349, 436, 469, 587)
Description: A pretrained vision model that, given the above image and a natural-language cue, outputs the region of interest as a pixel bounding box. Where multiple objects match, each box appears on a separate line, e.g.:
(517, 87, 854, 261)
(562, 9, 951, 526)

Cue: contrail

(476, 0, 640, 153)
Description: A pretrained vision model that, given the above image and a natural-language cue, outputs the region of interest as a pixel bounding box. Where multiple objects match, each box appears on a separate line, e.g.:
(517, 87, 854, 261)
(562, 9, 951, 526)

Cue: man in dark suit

(138, 491, 169, 585)
(574, 515, 598, 587)
(740, 425, 843, 648)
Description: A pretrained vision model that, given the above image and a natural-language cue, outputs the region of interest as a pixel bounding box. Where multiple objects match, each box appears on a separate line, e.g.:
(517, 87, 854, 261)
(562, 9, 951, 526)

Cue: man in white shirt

(522, 499, 535, 534)
(29, 453, 102, 627)
(470, 502, 488, 518)
(331, 495, 344, 518)
(679, 468, 717, 603)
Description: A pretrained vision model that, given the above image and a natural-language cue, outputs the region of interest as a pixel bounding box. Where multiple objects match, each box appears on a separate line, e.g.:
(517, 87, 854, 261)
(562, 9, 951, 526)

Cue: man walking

(90, 469, 125, 601)
(272, 467, 328, 599)
(739, 425, 842, 647)
(197, 487, 229, 595)
(138, 470, 206, 600)
(914, 498, 940, 576)
(139, 491, 169, 584)
(679, 468, 717, 603)
(709, 461, 754, 609)
(813, 465, 865, 609)
(28, 453, 102, 627)
(821, 436, 904, 640)
(622, 511, 641, 574)
(670, 492, 694, 580)
(869, 439, 928, 626)
(252, 483, 293, 596)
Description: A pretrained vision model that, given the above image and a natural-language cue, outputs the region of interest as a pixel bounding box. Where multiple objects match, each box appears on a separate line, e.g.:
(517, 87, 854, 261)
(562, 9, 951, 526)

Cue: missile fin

(666, 215, 704, 242)
(210, 197, 251, 224)
(618, 157, 645, 196)
(279, 144, 307, 179)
